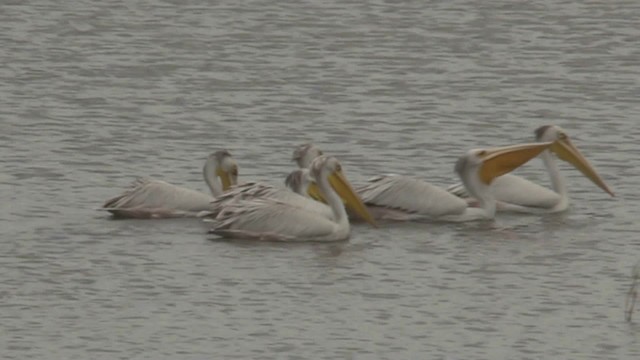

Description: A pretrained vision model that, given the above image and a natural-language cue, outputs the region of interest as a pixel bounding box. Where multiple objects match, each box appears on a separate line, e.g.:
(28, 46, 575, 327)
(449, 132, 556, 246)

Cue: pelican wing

(207, 181, 277, 207)
(208, 199, 342, 241)
(445, 182, 469, 198)
(447, 174, 561, 209)
(102, 178, 214, 217)
(202, 182, 332, 219)
(356, 175, 467, 217)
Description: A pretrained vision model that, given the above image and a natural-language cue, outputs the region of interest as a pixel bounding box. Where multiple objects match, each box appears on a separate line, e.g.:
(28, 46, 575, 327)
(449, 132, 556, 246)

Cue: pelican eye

(231, 167, 238, 176)
(335, 164, 342, 172)
(558, 132, 567, 140)
(477, 150, 487, 156)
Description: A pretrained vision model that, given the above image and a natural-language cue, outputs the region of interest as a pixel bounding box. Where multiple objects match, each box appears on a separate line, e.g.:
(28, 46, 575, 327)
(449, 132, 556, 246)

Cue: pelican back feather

(356, 175, 467, 217)
(208, 198, 343, 241)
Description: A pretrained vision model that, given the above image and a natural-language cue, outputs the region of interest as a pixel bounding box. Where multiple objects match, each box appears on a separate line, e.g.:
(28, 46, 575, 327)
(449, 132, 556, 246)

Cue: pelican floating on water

(446, 125, 614, 213)
(206, 155, 376, 241)
(101, 150, 238, 218)
(358, 142, 557, 221)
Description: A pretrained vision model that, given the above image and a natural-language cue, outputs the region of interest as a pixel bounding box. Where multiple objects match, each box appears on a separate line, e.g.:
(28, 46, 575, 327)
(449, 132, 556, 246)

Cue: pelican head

(535, 125, 614, 196)
(456, 142, 554, 199)
(309, 156, 377, 226)
(204, 150, 238, 192)
(284, 168, 324, 201)
(285, 169, 308, 195)
(292, 143, 323, 169)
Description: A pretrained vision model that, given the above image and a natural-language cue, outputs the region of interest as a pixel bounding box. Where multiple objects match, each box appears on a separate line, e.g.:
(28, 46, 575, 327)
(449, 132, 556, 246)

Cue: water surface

(2, 0, 640, 359)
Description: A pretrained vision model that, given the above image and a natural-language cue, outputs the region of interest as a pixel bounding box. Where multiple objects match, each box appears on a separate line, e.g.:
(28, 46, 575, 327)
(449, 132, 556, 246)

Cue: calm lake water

(2, 0, 640, 359)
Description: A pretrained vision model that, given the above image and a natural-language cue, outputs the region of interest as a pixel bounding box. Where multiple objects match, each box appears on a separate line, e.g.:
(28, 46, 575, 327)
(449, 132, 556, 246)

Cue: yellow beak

(479, 142, 554, 185)
(308, 182, 353, 208)
(328, 170, 378, 227)
(306, 182, 327, 203)
(216, 168, 235, 191)
(550, 138, 614, 196)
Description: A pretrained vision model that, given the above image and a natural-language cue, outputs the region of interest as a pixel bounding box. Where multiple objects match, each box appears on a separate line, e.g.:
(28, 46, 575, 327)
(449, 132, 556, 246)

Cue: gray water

(2, 0, 640, 358)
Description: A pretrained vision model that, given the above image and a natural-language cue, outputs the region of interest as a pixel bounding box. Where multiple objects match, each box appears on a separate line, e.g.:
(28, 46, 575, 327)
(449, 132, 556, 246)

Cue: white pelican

(292, 142, 554, 221)
(446, 125, 614, 213)
(200, 169, 328, 220)
(206, 155, 377, 242)
(101, 150, 238, 218)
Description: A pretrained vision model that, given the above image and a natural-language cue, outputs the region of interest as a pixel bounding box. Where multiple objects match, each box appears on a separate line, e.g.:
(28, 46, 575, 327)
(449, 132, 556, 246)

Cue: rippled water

(2, 0, 640, 358)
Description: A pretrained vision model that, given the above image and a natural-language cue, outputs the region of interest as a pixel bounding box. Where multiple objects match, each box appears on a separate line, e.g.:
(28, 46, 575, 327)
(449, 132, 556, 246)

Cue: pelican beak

(306, 182, 327, 203)
(216, 166, 237, 191)
(550, 138, 614, 196)
(479, 142, 554, 185)
(328, 170, 378, 227)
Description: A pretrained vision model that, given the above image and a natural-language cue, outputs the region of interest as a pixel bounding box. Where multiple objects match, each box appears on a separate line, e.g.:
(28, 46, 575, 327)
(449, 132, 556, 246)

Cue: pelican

(101, 150, 238, 218)
(206, 155, 377, 241)
(200, 169, 328, 219)
(355, 142, 556, 221)
(446, 125, 614, 213)
(292, 143, 323, 169)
